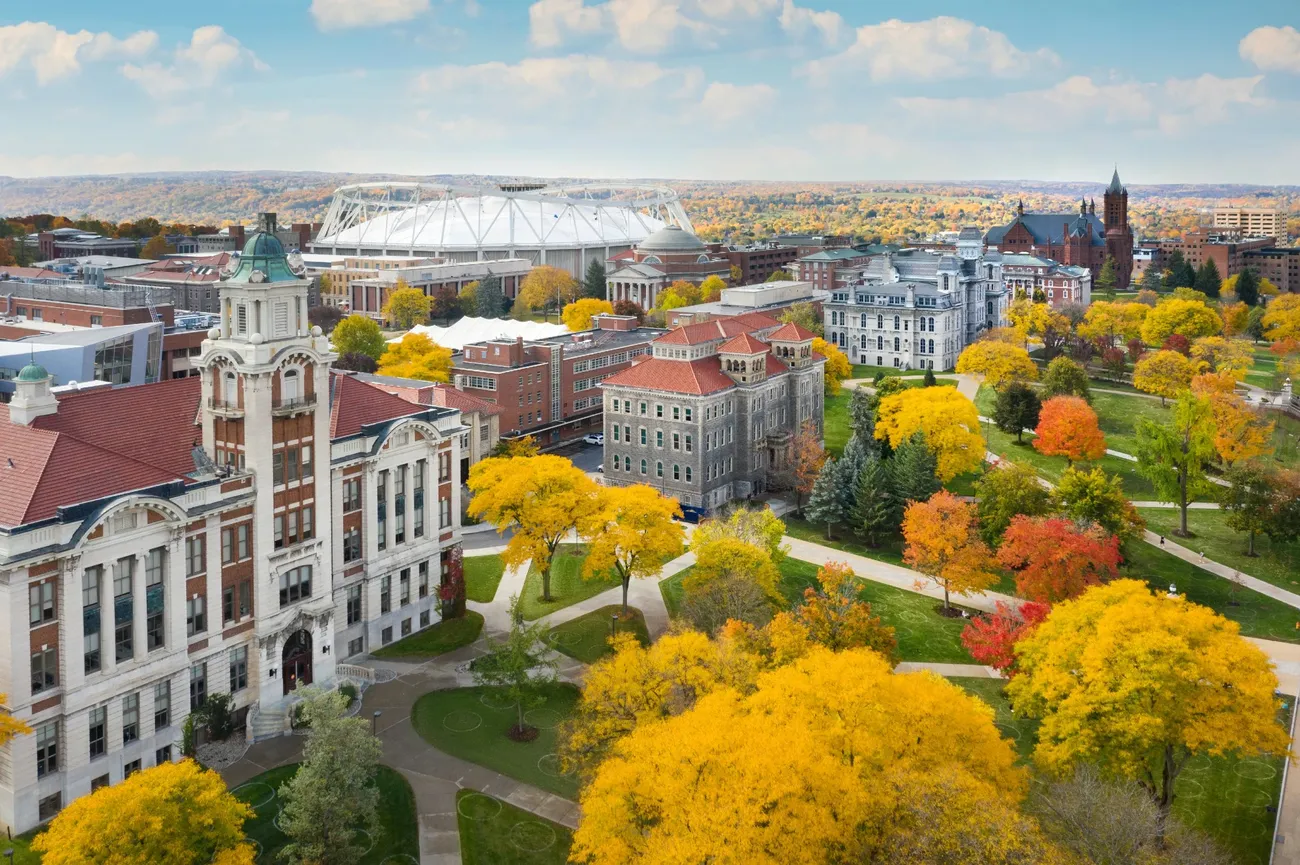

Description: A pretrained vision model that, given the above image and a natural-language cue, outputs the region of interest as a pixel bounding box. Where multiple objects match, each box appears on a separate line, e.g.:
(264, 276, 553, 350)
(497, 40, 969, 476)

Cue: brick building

(605, 226, 731, 310)
(1243, 247, 1300, 294)
(797, 248, 875, 292)
(1155, 228, 1276, 279)
(713, 241, 798, 284)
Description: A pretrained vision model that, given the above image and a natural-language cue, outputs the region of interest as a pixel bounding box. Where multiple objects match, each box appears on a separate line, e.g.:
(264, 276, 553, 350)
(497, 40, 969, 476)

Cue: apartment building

(1213, 206, 1286, 243)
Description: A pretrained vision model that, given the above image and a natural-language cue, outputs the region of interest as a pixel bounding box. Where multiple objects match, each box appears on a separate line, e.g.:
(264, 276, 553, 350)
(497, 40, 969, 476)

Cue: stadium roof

(385, 316, 568, 351)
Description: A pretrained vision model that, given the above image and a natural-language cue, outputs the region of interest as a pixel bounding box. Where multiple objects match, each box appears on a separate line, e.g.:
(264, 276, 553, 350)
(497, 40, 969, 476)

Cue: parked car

(583, 434, 604, 446)
(596, 464, 604, 473)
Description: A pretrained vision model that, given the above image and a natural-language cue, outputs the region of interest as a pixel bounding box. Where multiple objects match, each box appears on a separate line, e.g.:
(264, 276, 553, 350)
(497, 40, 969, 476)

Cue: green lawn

(411, 684, 581, 799)
(233, 763, 419, 863)
(944, 469, 984, 497)
(824, 390, 851, 456)
(0, 830, 41, 864)
(1271, 412, 1300, 469)
(465, 555, 507, 603)
(371, 610, 484, 659)
(546, 605, 649, 664)
(519, 544, 621, 620)
(851, 365, 943, 379)
(660, 568, 688, 620)
(457, 790, 573, 865)
(948, 677, 1038, 763)
(1137, 508, 1300, 596)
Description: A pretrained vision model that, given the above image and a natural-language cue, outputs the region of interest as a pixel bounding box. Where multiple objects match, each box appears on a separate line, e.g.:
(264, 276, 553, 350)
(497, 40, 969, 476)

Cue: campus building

(605, 226, 731, 310)
(0, 224, 466, 834)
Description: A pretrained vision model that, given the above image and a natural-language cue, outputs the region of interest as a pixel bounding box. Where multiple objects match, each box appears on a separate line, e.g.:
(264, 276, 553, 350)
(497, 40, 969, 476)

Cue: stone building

(605, 226, 731, 310)
(599, 315, 824, 510)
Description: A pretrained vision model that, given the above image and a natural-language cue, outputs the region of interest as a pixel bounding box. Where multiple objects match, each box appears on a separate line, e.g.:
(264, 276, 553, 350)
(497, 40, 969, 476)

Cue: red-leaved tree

(1033, 395, 1107, 465)
(1161, 333, 1191, 356)
(960, 600, 1051, 677)
(996, 516, 1122, 603)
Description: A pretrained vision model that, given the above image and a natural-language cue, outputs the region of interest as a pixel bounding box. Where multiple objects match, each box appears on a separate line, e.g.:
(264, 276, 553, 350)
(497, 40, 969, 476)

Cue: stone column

(132, 554, 147, 662)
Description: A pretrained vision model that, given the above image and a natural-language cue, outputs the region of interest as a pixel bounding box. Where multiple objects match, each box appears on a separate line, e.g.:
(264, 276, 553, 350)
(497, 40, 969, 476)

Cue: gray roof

(1108, 168, 1125, 194)
(608, 263, 666, 279)
(985, 212, 1105, 247)
(800, 248, 871, 262)
(957, 227, 982, 241)
(637, 225, 707, 253)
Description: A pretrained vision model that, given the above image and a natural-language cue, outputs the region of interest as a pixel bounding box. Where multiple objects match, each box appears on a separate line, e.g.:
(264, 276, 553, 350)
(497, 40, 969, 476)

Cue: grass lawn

(233, 763, 419, 863)
(465, 555, 507, 603)
(1137, 508, 1300, 596)
(457, 789, 574, 865)
(660, 568, 688, 620)
(519, 544, 621, 621)
(1120, 540, 1300, 643)
(851, 365, 941, 379)
(944, 468, 984, 497)
(371, 611, 484, 659)
(411, 684, 581, 799)
(824, 390, 851, 456)
(0, 830, 41, 864)
(1271, 412, 1300, 469)
(546, 604, 649, 663)
(977, 414, 1160, 499)
(948, 677, 1038, 763)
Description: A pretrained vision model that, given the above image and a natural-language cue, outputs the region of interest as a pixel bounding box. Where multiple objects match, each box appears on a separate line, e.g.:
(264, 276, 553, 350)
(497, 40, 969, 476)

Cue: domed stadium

(312, 182, 693, 278)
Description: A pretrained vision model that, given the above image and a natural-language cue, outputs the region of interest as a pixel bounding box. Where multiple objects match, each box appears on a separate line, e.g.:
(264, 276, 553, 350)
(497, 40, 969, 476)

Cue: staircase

(247, 702, 289, 743)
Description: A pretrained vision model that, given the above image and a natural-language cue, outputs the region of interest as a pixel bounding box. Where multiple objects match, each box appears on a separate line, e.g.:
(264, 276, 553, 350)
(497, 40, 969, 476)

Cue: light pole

(372, 710, 382, 735)
(610, 614, 618, 641)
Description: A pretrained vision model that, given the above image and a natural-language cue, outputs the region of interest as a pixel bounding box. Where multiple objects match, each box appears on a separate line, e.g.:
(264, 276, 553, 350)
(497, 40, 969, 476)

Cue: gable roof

(329, 371, 430, 438)
(718, 333, 768, 354)
(985, 213, 1105, 247)
(600, 357, 735, 395)
(767, 322, 816, 341)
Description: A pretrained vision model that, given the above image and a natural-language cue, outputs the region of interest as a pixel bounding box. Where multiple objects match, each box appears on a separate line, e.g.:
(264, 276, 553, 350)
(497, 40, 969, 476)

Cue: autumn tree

(1205, 387, 1274, 466)
(955, 341, 1038, 389)
(1263, 293, 1300, 343)
(1221, 462, 1278, 557)
(974, 462, 1054, 545)
(1219, 299, 1250, 337)
(692, 507, 787, 564)
(1132, 349, 1198, 406)
(791, 561, 897, 661)
(1055, 466, 1145, 542)
(1079, 301, 1148, 347)
(33, 759, 255, 865)
(0, 693, 30, 748)
(1140, 298, 1222, 345)
(1135, 392, 1217, 536)
(997, 516, 1121, 602)
(140, 233, 175, 259)
(782, 419, 826, 511)
(333, 352, 378, 373)
(1007, 580, 1291, 833)
(519, 264, 579, 317)
(992, 381, 1041, 443)
(765, 268, 794, 281)
(330, 313, 386, 360)
(1189, 335, 1252, 380)
(685, 536, 781, 606)
(467, 455, 602, 602)
(1040, 355, 1091, 402)
(375, 332, 453, 382)
(1033, 395, 1107, 465)
(960, 600, 1051, 677)
(811, 337, 851, 395)
(490, 434, 540, 458)
(698, 274, 726, 302)
(562, 297, 615, 331)
(278, 686, 383, 865)
(777, 300, 822, 336)
(582, 258, 608, 299)
(580, 484, 684, 614)
(875, 386, 985, 481)
(381, 282, 432, 329)
(902, 490, 998, 611)
(572, 648, 1038, 865)
(308, 303, 344, 334)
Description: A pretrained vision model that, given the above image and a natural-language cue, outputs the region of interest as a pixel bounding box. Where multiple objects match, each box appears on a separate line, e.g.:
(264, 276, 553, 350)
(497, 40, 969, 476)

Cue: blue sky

(2, 0, 1299, 183)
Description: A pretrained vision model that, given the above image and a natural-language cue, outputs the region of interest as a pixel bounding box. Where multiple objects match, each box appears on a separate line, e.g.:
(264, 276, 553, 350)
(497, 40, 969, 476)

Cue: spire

(1080, 197, 1087, 215)
(1089, 198, 1096, 214)
(1016, 199, 1024, 217)
(1108, 166, 1123, 194)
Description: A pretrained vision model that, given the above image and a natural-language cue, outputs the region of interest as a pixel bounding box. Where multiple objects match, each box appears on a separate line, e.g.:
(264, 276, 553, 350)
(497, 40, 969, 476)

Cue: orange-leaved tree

(996, 516, 1121, 603)
(789, 561, 898, 662)
(1032, 395, 1106, 465)
(901, 490, 998, 611)
(787, 419, 826, 511)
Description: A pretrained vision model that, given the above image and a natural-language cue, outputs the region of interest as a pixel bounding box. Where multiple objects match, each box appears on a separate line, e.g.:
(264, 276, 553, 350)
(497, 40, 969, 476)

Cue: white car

(596, 464, 604, 473)
(583, 434, 604, 446)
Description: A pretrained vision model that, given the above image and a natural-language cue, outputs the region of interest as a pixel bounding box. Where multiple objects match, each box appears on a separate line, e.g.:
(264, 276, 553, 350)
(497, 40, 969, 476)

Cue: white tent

(385, 316, 567, 351)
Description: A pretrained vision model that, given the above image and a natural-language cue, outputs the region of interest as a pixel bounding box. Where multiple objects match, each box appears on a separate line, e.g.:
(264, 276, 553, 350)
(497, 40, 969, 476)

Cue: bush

(339, 682, 359, 708)
(202, 693, 235, 741)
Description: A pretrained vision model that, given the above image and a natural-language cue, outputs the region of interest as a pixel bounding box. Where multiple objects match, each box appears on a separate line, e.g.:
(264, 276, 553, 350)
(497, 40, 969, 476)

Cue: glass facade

(93, 334, 135, 385)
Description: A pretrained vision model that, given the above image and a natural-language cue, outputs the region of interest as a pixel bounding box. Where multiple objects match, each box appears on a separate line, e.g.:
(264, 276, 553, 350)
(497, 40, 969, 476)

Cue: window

(301, 506, 315, 542)
(685, 434, 693, 453)
(279, 566, 312, 606)
(286, 447, 300, 483)
(420, 610, 431, 628)
(302, 445, 313, 480)
(656, 431, 664, 448)
(186, 596, 206, 636)
(31, 647, 56, 695)
(348, 637, 364, 657)
(419, 561, 429, 598)
(439, 497, 452, 529)
(229, 646, 247, 693)
(155, 680, 171, 729)
(672, 433, 680, 451)
(36, 722, 58, 778)
(274, 515, 284, 549)
(640, 459, 648, 474)
(343, 526, 362, 562)
(639, 428, 647, 445)
(186, 536, 204, 576)
(381, 626, 393, 646)
(673, 464, 681, 481)
(189, 663, 207, 710)
(672, 406, 680, 420)
(414, 460, 426, 538)
(91, 774, 109, 792)
(401, 618, 412, 637)
(88, 707, 107, 758)
(686, 466, 693, 482)
(85, 629, 101, 676)
(380, 575, 391, 613)
(656, 404, 663, 418)
(377, 471, 388, 552)
(156, 745, 173, 766)
(657, 461, 663, 478)
(124, 759, 141, 778)
(684, 407, 693, 421)
(639, 401, 647, 415)
(400, 568, 411, 606)
(343, 477, 362, 511)
(221, 528, 234, 564)
(347, 585, 362, 625)
(122, 693, 139, 744)
(29, 580, 55, 626)
(223, 587, 235, 624)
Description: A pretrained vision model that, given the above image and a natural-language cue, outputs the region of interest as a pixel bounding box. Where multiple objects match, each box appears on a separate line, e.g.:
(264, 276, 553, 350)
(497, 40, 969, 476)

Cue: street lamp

(372, 710, 382, 735)
(610, 614, 618, 640)
(5, 848, 15, 865)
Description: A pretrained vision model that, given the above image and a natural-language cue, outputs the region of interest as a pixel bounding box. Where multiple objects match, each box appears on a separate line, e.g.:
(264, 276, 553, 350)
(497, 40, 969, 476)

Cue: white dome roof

(637, 225, 707, 253)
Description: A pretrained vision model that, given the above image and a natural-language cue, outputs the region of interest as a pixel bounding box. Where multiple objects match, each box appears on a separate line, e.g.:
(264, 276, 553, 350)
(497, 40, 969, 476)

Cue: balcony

(272, 394, 317, 416)
(206, 398, 244, 417)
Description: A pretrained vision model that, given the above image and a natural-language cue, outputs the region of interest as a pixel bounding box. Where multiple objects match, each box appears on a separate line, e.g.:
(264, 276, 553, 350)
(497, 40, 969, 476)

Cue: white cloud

(778, 0, 842, 46)
(121, 26, 265, 99)
(1240, 25, 1300, 73)
(529, 0, 606, 48)
(696, 81, 777, 125)
(416, 54, 693, 100)
(311, 0, 431, 30)
(805, 16, 1059, 83)
(0, 22, 156, 84)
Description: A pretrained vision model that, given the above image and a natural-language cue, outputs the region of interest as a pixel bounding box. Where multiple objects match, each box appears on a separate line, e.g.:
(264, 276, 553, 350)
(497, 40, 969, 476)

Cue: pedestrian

(1159, 535, 1165, 547)
(1199, 550, 1206, 563)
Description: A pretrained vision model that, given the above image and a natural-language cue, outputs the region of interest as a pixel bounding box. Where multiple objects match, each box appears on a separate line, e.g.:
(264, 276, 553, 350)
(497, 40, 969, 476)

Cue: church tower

(198, 213, 339, 712)
(1103, 168, 1135, 289)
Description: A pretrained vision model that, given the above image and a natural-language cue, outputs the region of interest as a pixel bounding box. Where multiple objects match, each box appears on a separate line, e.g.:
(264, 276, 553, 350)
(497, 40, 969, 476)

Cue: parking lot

(548, 438, 604, 476)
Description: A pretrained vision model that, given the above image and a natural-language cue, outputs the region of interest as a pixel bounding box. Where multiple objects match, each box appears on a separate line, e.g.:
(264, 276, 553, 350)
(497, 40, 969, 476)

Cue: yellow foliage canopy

(1132, 349, 1198, 403)
(381, 282, 433, 329)
(0, 692, 31, 746)
(1264, 294, 1300, 343)
(955, 341, 1038, 389)
(562, 297, 615, 331)
(579, 484, 684, 608)
(519, 264, 580, 310)
(375, 332, 452, 383)
(874, 386, 985, 481)
(1189, 335, 1253, 380)
(811, 337, 850, 395)
(1077, 301, 1149, 345)
(1139, 298, 1222, 345)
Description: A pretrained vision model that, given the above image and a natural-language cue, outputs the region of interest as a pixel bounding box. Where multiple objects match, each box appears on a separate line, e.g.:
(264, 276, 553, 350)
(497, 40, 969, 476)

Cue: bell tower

(1102, 168, 1135, 289)
(198, 214, 339, 710)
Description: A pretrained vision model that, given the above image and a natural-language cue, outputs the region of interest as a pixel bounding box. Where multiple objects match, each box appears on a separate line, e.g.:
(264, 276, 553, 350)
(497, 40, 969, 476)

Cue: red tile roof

(426, 383, 504, 416)
(600, 357, 735, 395)
(730, 311, 782, 330)
(764, 354, 792, 376)
(329, 372, 429, 438)
(654, 314, 780, 347)
(718, 333, 768, 354)
(767, 322, 817, 341)
(0, 266, 63, 280)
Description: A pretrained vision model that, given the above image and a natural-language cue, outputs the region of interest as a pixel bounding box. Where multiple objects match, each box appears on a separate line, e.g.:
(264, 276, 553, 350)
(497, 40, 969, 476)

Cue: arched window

(282, 368, 301, 402)
(859, 313, 867, 328)
(222, 370, 237, 406)
(640, 459, 647, 474)
(877, 314, 883, 329)
(876, 336, 883, 350)
(893, 316, 900, 330)
(894, 337, 900, 352)
(860, 335, 867, 349)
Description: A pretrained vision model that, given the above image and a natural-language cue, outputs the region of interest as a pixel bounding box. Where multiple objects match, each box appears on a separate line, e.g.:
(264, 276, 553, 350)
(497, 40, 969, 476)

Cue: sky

(2, 0, 1300, 184)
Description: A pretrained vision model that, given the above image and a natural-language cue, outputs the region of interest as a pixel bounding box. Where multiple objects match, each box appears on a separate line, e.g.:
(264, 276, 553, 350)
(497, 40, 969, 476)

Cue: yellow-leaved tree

(381, 281, 432, 329)
(810, 337, 850, 395)
(1139, 298, 1222, 345)
(901, 490, 998, 610)
(1132, 349, 1198, 406)
(1189, 335, 1253, 380)
(698, 274, 726, 301)
(572, 648, 1056, 865)
(874, 386, 985, 481)
(519, 265, 579, 316)
(1263, 293, 1300, 343)
(0, 694, 31, 746)
(375, 332, 453, 382)
(1077, 300, 1150, 347)
(579, 484, 684, 614)
(467, 454, 601, 602)
(562, 297, 615, 331)
(1007, 580, 1291, 832)
(33, 759, 256, 865)
(955, 341, 1038, 390)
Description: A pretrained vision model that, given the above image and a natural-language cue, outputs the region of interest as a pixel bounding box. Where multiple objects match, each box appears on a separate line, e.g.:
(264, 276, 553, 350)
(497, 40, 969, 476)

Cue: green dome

(242, 232, 285, 257)
(17, 362, 48, 382)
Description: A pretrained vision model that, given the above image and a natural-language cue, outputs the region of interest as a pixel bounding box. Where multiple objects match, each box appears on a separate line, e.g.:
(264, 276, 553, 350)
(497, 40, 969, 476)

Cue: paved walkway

(1143, 530, 1300, 611)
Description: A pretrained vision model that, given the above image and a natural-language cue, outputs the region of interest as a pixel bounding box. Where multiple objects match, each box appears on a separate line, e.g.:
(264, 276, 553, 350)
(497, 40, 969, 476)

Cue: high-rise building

(1212, 206, 1286, 243)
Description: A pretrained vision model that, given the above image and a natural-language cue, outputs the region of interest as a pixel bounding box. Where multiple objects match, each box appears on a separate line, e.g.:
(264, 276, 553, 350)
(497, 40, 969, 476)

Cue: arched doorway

(282, 629, 313, 696)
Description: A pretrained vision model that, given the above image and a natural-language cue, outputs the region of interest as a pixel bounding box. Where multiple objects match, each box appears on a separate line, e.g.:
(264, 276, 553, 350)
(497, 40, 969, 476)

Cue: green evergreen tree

(1234, 267, 1260, 306)
(850, 456, 896, 547)
(1140, 265, 1164, 294)
(849, 387, 877, 440)
(923, 368, 937, 387)
(582, 258, 608, 300)
(1194, 259, 1222, 298)
(1095, 256, 1117, 300)
(993, 381, 1042, 444)
(804, 457, 846, 540)
(476, 275, 506, 318)
(889, 433, 941, 510)
(1246, 305, 1267, 342)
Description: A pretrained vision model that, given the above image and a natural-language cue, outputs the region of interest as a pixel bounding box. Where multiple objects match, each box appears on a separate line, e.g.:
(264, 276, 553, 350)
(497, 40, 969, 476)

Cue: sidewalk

(1144, 530, 1300, 612)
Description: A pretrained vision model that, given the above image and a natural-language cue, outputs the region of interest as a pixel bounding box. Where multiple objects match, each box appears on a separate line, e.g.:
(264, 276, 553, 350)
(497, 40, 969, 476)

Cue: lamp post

(610, 614, 618, 641)
(372, 710, 382, 735)
(4, 848, 15, 865)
